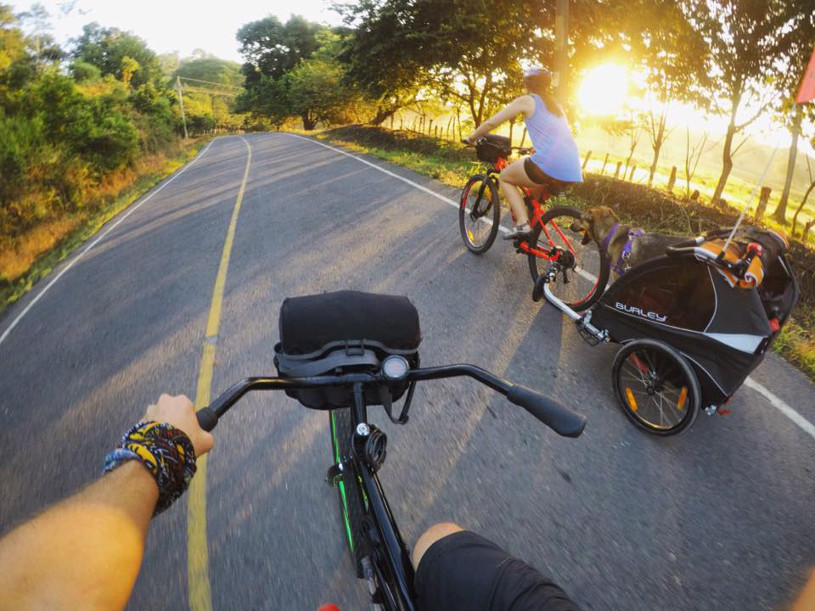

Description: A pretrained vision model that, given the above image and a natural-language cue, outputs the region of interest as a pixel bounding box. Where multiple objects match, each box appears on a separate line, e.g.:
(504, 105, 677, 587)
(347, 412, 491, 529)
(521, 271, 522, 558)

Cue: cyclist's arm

(465, 95, 535, 143)
(0, 394, 213, 609)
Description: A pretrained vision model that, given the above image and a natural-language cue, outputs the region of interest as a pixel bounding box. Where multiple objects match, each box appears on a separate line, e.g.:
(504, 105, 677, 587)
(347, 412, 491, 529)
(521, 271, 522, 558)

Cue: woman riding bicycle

(463, 67, 583, 239)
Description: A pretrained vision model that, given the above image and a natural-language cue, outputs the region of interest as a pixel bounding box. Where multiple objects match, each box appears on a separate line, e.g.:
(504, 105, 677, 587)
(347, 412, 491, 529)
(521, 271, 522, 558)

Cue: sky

(9, 0, 347, 63)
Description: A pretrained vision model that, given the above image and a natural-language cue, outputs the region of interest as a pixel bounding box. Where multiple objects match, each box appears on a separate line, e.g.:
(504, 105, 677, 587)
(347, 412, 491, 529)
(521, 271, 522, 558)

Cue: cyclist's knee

(412, 522, 464, 570)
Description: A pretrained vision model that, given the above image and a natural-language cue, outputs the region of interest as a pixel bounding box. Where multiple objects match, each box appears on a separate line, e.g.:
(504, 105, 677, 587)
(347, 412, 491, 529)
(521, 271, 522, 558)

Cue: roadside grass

(308, 125, 815, 382)
(0, 139, 208, 317)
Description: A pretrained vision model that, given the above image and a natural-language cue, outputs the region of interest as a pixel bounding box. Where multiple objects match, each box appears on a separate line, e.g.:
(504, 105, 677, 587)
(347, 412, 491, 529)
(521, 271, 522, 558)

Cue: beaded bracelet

(104, 421, 197, 515)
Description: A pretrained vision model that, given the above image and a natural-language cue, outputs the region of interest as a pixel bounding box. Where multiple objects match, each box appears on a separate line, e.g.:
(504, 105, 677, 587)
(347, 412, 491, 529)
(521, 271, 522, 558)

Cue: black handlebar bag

(274, 290, 422, 409)
(476, 135, 511, 163)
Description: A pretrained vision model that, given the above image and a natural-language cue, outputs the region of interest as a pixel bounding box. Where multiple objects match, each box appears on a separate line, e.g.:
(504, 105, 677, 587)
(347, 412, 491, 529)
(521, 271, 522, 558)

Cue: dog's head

(571, 206, 619, 246)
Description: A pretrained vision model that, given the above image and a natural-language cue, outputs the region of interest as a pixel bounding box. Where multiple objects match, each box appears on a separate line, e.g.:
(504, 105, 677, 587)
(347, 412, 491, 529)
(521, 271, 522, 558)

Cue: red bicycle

(459, 135, 609, 311)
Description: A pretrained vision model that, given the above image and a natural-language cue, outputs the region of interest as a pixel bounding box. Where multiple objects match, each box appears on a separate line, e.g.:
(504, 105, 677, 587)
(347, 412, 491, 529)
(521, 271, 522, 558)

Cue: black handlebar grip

(506, 385, 586, 438)
(197, 407, 218, 432)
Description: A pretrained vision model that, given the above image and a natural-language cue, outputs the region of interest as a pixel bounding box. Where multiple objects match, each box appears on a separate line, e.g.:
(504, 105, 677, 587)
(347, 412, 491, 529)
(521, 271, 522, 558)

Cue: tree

(624, 0, 710, 186)
(287, 55, 357, 129)
(16, 2, 62, 68)
(685, 0, 812, 207)
(771, 15, 815, 222)
(174, 56, 243, 88)
(237, 15, 325, 86)
(72, 23, 163, 89)
(791, 151, 814, 238)
(336, 0, 552, 127)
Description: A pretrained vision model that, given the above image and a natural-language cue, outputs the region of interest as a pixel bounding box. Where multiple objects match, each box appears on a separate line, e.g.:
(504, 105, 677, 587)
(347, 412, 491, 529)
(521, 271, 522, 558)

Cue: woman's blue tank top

(525, 94, 583, 183)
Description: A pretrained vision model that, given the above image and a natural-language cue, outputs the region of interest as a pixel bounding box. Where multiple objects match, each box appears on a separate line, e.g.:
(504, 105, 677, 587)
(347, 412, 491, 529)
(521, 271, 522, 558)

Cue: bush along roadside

(310, 125, 815, 382)
(0, 138, 208, 316)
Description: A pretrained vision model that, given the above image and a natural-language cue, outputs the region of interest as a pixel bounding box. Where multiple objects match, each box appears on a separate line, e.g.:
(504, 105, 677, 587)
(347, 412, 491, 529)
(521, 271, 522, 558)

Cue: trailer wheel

(612, 339, 701, 436)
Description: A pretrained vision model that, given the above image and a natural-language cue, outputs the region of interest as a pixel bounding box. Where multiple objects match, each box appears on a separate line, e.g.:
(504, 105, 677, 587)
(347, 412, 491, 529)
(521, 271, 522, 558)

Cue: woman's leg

(498, 158, 540, 228)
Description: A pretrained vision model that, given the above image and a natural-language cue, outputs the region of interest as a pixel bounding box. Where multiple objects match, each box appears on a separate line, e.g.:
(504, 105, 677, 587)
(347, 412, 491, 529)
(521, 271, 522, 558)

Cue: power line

(181, 85, 239, 97)
(177, 76, 243, 91)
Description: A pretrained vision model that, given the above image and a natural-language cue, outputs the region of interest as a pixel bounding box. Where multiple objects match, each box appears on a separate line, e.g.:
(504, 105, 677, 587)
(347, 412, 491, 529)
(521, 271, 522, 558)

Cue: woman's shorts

(524, 158, 572, 195)
(414, 530, 580, 610)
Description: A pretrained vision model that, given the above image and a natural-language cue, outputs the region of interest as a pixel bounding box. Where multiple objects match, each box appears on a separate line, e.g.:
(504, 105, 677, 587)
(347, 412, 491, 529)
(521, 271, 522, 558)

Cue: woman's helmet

(523, 67, 552, 80)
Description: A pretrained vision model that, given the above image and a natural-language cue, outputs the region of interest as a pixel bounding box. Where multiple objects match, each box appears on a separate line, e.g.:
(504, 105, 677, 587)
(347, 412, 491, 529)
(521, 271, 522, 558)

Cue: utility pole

(176, 76, 189, 139)
(555, 0, 569, 105)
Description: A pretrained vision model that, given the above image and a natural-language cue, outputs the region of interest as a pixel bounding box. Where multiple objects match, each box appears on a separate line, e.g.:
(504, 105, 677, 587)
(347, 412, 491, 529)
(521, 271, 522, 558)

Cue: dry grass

(0, 139, 205, 313)
(0, 144, 190, 285)
(0, 216, 83, 281)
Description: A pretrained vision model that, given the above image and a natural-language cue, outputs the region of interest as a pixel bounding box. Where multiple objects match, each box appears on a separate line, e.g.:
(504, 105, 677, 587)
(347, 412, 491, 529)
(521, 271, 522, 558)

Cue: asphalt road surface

(1, 133, 813, 610)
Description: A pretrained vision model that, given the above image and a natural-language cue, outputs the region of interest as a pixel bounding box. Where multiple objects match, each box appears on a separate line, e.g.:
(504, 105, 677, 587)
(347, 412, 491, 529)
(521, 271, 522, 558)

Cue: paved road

(1, 133, 813, 610)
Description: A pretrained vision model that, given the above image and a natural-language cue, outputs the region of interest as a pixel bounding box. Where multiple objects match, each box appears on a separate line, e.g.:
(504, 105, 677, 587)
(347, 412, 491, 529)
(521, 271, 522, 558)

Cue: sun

(577, 64, 630, 116)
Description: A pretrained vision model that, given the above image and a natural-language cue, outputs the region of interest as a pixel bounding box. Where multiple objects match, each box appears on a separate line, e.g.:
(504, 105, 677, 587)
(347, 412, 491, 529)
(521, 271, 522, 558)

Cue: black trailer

(534, 227, 799, 435)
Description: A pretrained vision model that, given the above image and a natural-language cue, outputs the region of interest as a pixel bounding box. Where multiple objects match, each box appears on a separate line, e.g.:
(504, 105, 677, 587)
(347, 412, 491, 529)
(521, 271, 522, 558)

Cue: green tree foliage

(237, 15, 325, 85)
(771, 10, 815, 222)
(73, 23, 163, 88)
(338, 0, 552, 127)
(236, 18, 357, 130)
(172, 55, 244, 134)
(685, 0, 813, 207)
(336, 1, 423, 125)
(174, 55, 243, 87)
(0, 7, 186, 241)
(287, 52, 359, 129)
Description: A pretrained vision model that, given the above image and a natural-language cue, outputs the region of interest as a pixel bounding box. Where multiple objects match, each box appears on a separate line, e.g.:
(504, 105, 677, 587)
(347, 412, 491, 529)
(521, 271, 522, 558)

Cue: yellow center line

(188, 136, 252, 611)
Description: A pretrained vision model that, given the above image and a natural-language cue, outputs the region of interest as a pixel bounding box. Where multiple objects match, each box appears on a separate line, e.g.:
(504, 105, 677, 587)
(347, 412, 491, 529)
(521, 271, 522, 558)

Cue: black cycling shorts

(414, 530, 581, 611)
(523, 158, 571, 195)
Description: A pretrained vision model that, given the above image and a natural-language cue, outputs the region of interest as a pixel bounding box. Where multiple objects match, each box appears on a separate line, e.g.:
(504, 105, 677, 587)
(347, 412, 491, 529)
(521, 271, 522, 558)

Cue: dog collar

(601, 222, 620, 254)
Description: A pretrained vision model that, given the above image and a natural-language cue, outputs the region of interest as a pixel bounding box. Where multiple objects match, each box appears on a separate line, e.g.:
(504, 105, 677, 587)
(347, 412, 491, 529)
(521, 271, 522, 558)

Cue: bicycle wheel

(329, 408, 367, 578)
(527, 206, 609, 311)
(612, 339, 700, 436)
(459, 174, 500, 254)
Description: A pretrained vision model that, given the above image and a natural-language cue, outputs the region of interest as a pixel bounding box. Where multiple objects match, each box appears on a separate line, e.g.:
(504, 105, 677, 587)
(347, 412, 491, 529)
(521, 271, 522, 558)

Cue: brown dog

(573, 206, 687, 280)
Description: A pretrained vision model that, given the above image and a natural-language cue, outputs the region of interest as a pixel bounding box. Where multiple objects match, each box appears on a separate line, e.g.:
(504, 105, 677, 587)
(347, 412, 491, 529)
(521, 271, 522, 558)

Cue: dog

(572, 206, 688, 280)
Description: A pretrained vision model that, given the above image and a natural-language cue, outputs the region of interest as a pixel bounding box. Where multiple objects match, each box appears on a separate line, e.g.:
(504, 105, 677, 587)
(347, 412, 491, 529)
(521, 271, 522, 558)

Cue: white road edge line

(289, 133, 815, 441)
(0, 139, 217, 349)
(288, 134, 511, 233)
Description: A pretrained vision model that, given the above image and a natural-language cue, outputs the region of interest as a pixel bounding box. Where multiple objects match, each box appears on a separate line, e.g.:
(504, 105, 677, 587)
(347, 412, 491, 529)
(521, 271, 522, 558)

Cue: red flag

(796, 44, 815, 104)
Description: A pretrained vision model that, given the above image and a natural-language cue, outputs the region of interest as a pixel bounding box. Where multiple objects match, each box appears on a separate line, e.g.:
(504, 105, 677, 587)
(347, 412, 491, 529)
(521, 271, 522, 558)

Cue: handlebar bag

(476, 134, 512, 163)
(274, 290, 421, 409)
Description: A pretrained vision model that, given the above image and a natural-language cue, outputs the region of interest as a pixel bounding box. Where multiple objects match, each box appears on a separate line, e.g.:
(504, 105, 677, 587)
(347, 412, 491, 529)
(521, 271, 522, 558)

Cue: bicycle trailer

(538, 225, 799, 435)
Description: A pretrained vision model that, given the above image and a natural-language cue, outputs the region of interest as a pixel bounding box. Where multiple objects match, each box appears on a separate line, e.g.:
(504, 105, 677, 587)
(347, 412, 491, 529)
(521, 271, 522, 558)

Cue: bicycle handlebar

(196, 364, 586, 438)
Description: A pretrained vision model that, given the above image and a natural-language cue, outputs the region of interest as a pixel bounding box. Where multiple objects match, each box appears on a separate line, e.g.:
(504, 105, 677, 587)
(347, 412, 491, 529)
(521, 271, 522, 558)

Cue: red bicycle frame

(487, 157, 579, 262)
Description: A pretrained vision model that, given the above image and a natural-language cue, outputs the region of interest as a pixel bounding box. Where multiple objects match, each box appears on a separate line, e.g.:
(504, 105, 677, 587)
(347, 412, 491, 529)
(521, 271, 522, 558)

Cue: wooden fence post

(520, 127, 528, 147)
(390, 115, 394, 129)
(582, 151, 592, 171)
(456, 109, 462, 141)
(614, 162, 622, 179)
(628, 165, 636, 181)
(428, 118, 434, 135)
(755, 186, 772, 220)
(667, 166, 677, 193)
(400, 118, 403, 130)
(601, 153, 609, 175)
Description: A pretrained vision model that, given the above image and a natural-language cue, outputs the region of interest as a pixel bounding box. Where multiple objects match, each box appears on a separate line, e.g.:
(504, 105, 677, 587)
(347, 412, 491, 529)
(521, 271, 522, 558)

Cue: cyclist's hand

(143, 394, 215, 457)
